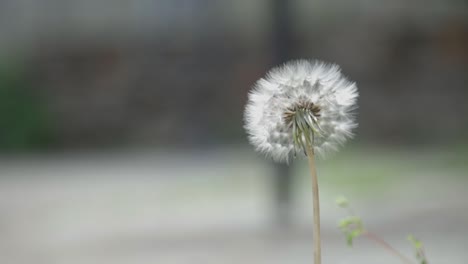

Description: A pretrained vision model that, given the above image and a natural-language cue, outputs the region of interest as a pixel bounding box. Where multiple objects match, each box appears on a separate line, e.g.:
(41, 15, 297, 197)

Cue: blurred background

(0, 0, 467, 263)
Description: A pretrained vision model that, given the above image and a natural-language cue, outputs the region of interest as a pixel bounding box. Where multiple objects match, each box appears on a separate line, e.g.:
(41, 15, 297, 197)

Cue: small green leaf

(407, 234, 423, 249)
(350, 229, 362, 238)
(338, 218, 352, 229)
(335, 196, 349, 208)
(407, 234, 428, 264)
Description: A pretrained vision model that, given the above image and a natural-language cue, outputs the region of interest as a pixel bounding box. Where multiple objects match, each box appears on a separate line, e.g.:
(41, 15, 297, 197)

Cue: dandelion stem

(306, 144, 321, 264)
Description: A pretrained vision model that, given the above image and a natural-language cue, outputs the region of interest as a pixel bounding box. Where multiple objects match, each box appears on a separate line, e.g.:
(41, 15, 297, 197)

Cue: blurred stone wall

(1, 0, 467, 148)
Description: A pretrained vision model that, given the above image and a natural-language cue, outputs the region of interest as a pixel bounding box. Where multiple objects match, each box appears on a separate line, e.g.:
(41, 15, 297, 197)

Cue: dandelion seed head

(244, 59, 358, 163)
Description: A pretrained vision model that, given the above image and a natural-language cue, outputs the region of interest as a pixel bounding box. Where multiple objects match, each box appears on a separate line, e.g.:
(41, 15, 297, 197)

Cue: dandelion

(244, 59, 358, 264)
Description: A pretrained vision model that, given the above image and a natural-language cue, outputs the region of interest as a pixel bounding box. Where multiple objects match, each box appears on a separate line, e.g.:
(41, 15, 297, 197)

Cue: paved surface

(0, 148, 467, 264)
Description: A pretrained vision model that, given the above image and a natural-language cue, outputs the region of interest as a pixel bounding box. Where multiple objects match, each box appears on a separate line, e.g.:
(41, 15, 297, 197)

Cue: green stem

(306, 144, 321, 264)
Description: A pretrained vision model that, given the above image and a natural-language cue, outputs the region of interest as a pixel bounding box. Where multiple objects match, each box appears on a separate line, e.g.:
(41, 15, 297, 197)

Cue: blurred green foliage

(336, 196, 364, 246)
(0, 63, 55, 151)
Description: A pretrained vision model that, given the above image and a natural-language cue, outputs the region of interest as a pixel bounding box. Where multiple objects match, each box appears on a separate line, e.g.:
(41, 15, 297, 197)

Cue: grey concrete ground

(0, 147, 467, 264)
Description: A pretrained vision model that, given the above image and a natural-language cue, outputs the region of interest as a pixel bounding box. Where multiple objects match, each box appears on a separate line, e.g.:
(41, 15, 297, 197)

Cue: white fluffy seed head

(244, 59, 358, 163)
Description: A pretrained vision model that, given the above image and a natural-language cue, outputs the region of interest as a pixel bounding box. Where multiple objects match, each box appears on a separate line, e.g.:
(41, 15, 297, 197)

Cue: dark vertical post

(271, 0, 294, 228)
(272, 0, 293, 61)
